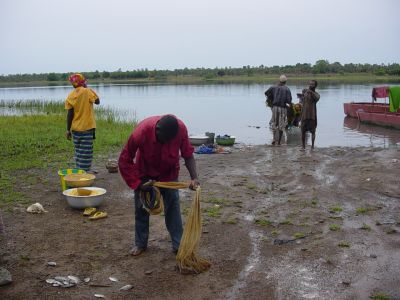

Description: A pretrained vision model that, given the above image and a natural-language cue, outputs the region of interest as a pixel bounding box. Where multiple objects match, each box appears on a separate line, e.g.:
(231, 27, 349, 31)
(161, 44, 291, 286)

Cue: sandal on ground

(89, 211, 108, 220)
(83, 207, 97, 216)
(130, 247, 146, 256)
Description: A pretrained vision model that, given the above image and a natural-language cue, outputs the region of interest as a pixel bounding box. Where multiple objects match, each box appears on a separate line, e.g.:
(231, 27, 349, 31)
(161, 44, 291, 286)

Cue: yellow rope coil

(142, 181, 211, 274)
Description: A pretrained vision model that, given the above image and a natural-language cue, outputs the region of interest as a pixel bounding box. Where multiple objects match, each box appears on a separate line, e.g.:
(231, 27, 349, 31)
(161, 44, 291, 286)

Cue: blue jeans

(134, 188, 183, 251)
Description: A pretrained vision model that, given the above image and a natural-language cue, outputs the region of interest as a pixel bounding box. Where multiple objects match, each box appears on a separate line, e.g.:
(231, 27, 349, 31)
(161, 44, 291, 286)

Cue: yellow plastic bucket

(58, 168, 86, 191)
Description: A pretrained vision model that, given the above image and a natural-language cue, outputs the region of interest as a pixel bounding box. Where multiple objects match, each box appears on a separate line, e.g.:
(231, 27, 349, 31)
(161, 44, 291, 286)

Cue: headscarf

(68, 73, 87, 88)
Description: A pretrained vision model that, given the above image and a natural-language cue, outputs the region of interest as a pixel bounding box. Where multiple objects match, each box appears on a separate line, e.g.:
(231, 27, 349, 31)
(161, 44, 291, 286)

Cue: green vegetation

(293, 232, 306, 239)
(181, 207, 190, 216)
(1, 60, 399, 87)
(0, 100, 136, 205)
(254, 218, 272, 226)
(338, 241, 350, 248)
(271, 230, 279, 236)
(223, 216, 238, 225)
(245, 183, 258, 190)
(279, 219, 293, 225)
(329, 215, 343, 220)
(356, 207, 368, 214)
(371, 293, 390, 300)
(19, 255, 30, 261)
(329, 224, 341, 231)
(329, 205, 343, 213)
(360, 223, 372, 231)
(356, 206, 381, 214)
(205, 206, 221, 218)
(258, 188, 270, 194)
(301, 199, 319, 208)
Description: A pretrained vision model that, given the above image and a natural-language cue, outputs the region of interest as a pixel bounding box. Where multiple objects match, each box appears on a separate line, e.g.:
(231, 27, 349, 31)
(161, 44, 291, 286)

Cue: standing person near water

(300, 80, 320, 150)
(264, 75, 292, 145)
(118, 114, 200, 256)
(65, 73, 100, 172)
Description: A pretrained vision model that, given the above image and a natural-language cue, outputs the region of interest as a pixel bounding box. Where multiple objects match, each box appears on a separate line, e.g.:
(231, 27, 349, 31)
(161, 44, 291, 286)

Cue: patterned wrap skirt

(72, 129, 95, 171)
(271, 106, 288, 131)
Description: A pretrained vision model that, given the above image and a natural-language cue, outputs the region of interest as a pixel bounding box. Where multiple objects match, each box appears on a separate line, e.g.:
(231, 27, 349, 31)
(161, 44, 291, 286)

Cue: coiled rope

(139, 181, 211, 274)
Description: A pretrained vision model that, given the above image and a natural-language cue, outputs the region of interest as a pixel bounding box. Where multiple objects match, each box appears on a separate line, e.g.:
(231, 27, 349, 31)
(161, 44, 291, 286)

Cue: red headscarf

(68, 73, 87, 88)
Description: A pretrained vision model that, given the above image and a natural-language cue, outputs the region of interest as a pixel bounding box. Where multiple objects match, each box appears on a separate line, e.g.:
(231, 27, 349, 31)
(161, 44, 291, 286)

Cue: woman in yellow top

(65, 73, 100, 172)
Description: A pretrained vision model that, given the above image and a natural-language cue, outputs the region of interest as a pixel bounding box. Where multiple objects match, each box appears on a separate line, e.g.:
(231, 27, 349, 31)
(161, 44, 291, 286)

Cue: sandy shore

(1, 145, 399, 299)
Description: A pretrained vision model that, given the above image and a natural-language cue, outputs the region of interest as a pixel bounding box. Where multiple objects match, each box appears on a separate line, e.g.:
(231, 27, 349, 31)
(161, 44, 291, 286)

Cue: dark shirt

(265, 85, 292, 108)
(301, 89, 320, 123)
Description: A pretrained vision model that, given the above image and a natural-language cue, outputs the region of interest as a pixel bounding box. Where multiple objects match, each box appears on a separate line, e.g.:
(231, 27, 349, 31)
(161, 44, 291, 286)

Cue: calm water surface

(1, 83, 399, 148)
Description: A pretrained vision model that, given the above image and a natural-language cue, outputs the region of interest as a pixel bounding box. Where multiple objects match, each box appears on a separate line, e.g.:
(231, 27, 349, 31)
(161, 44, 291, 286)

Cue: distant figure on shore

(300, 80, 320, 150)
(65, 73, 100, 172)
(265, 75, 292, 145)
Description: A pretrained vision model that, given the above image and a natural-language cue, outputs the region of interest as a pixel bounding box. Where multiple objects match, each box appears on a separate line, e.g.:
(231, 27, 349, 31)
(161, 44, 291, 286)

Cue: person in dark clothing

(265, 75, 292, 145)
(300, 80, 320, 150)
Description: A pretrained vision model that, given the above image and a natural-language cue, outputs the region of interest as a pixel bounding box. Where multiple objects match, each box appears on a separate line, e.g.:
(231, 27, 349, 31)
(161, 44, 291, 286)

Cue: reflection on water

(343, 116, 400, 148)
(0, 83, 399, 148)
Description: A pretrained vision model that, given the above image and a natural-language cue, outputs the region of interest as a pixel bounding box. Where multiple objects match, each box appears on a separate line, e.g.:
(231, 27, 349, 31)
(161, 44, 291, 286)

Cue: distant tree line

(1, 60, 399, 83)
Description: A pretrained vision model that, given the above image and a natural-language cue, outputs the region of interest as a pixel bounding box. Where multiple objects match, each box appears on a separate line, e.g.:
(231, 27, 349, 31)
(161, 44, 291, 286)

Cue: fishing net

(140, 182, 211, 274)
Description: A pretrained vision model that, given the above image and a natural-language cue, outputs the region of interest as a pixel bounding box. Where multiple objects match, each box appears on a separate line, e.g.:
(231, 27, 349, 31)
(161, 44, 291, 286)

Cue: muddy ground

(1, 145, 400, 300)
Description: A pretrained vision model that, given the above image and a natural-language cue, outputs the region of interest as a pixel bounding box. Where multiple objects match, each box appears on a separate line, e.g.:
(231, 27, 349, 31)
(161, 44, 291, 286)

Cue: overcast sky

(0, 0, 399, 74)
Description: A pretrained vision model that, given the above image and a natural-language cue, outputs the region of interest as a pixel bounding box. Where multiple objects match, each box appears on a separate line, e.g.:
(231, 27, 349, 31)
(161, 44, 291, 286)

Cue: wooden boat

(357, 111, 400, 129)
(343, 86, 400, 129)
(343, 102, 391, 118)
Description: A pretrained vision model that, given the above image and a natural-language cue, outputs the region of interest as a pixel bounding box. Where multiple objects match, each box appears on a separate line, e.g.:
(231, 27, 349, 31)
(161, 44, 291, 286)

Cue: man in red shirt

(118, 115, 199, 256)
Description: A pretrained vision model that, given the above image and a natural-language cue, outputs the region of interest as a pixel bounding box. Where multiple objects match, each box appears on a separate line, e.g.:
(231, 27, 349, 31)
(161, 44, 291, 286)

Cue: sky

(0, 0, 399, 74)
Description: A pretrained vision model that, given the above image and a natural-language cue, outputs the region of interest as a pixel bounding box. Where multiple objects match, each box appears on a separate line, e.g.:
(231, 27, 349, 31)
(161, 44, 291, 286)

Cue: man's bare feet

(130, 247, 145, 256)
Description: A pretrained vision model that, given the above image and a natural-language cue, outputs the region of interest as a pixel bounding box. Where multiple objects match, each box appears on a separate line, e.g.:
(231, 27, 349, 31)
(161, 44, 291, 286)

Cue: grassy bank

(0, 100, 136, 205)
(1, 73, 399, 87)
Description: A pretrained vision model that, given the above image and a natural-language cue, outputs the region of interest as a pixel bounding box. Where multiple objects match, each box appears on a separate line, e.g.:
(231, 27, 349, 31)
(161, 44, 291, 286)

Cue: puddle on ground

(314, 160, 336, 185)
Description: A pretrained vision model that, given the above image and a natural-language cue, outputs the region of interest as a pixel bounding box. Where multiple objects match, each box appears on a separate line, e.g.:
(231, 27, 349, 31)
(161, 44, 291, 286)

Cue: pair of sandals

(83, 207, 107, 220)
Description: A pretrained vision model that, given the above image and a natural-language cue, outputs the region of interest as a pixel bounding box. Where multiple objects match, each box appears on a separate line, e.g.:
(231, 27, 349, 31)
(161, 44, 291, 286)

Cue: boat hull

(357, 111, 400, 129)
(343, 102, 390, 118)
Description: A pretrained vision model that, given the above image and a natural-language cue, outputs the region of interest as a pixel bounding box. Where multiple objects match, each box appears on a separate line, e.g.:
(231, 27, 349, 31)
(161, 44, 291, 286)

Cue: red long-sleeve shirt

(118, 115, 194, 190)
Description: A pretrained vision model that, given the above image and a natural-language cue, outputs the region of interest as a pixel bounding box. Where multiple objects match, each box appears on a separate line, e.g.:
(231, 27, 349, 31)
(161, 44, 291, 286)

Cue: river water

(1, 83, 399, 148)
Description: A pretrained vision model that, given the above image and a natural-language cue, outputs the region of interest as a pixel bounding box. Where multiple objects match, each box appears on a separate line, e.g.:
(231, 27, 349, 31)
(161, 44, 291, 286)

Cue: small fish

(119, 284, 133, 291)
(94, 294, 105, 298)
(46, 279, 57, 284)
(26, 202, 48, 213)
(84, 277, 91, 283)
(47, 262, 57, 267)
(109, 276, 118, 282)
(54, 276, 68, 282)
(67, 275, 80, 284)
